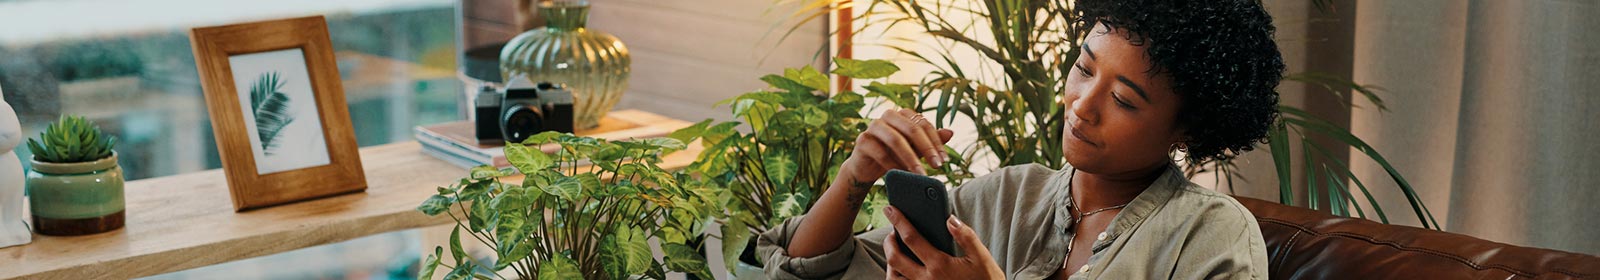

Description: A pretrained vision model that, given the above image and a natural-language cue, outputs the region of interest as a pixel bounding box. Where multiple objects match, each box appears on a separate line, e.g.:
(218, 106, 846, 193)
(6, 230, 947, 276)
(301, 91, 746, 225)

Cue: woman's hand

(840, 108, 954, 187)
(882, 206, 1004, 280)
(784, 108, 953, 258)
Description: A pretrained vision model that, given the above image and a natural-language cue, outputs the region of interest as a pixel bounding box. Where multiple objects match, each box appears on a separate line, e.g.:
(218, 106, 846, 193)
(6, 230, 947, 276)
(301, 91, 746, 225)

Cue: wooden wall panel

(585, 0, 829, 122)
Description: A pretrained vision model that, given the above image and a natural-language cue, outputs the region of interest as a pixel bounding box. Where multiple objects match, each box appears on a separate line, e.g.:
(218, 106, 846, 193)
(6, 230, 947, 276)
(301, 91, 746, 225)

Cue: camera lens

(925, 187, 940, 201)
(501, 106, 544, 143)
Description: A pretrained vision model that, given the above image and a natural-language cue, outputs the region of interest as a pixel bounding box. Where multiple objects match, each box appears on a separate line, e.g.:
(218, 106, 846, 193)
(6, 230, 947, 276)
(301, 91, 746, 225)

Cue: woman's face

(1061, 24, 1186, 176)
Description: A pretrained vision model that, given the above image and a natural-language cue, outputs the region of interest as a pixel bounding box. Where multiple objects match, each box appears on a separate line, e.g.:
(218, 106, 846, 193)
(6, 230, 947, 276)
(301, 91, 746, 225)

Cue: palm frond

(250, 72, 294, 155)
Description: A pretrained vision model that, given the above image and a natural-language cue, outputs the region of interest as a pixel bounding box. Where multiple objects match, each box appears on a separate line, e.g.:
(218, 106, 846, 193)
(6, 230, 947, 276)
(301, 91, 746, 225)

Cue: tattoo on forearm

(844, 177, 874, 210)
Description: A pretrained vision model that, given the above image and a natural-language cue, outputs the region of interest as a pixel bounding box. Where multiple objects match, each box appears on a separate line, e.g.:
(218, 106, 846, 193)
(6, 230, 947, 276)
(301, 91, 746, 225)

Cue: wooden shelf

(0, 111, 699, 279)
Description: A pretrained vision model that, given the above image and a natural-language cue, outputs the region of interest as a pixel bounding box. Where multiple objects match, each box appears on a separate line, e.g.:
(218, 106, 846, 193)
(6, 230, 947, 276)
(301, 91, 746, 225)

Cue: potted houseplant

(24, 115, 123, 236)
(417, 132, 716, 279)
(670, 58, 957, 278)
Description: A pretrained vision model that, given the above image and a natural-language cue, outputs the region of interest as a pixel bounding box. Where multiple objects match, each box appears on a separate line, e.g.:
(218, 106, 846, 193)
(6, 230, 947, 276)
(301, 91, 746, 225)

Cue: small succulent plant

(26, 115, 117, 163)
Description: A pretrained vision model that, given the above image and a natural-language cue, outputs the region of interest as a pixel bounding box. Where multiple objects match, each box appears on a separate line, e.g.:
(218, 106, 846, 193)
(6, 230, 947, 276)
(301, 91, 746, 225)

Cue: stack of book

(413, 110, 687, 170)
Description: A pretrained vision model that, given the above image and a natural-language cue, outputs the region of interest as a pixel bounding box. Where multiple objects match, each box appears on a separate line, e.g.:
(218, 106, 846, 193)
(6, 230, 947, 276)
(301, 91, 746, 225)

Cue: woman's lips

(1070, 126, 1098, 147)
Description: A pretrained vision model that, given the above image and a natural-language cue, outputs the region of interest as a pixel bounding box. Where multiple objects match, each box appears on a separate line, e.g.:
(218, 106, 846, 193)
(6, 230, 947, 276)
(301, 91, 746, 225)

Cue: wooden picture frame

(189, 16, 366, 211)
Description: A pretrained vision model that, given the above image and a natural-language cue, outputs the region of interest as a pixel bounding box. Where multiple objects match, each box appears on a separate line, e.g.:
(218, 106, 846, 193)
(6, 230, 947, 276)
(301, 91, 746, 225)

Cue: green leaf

(785, 65, 830, 92)
(763, 150, 798, 190)
(829, 91, 866, 106)
(662, 242, 711, 278)
(720, 221, 752, 273)
(798, 105, 830, 127)
(445, 260, 477, 280)
(645, 259, 668, 280)
(604, 225, 652, 275)
(542, 176, 583, 202)
(519, 131, 564, 146)
(864, 82, 917, 109)
(574, 173, 603, 197)
(669, 119, 714, 143)
(493, 212, 527, 246)
(537, 254, 582, 280)
(469, 165, 509, 179)
(834, 58, 900, 79)
(1281, 106, 1438, 229)
(760, 74, 815, 92)
(448, 226, 467, 263)
(771, 193, 805, 224)
(636, 137, 688, 152)
(504, 142, 554, 175)
(417, 194, 454, 216)
(701, 122, 741, 148)
(1267, 122, 1293, 204)
(419, 246, 443, 280)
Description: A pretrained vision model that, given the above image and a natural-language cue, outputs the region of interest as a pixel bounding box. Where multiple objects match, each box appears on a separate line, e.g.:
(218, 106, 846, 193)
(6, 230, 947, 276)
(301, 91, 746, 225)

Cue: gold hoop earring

(1169, 143, 1187, 162)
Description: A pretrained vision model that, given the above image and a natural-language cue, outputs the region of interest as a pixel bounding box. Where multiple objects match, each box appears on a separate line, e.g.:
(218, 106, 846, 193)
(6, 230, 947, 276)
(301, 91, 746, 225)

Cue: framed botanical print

(189, 16, 366, 211)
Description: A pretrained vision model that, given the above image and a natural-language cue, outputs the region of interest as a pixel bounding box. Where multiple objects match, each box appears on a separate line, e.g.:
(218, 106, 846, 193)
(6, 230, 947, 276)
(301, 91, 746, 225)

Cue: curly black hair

(1075, 0, 1285, 164)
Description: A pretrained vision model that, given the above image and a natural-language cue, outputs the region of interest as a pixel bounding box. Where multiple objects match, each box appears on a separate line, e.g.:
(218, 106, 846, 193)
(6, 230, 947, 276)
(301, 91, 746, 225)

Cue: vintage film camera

(474, 78, 574, 144)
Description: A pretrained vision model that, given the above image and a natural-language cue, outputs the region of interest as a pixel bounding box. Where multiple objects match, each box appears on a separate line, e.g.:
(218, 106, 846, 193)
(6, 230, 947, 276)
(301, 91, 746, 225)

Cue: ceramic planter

(27, 153, 124, 236)
(731, 260, 766, 280)
(728, 238, 767, 280)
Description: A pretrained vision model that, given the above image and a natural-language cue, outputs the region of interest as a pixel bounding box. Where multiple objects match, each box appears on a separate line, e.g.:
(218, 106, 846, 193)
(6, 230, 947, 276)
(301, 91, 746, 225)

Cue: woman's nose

(1067, 80, 1108, 125)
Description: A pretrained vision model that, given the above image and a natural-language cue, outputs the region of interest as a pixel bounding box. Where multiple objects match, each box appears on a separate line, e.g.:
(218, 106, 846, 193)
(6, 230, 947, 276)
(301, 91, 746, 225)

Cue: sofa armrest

(1233, 196, 1598, 280)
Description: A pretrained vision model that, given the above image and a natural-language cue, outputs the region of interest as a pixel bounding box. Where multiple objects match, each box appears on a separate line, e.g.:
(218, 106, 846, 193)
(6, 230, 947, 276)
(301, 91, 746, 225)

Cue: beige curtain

(1348, 0, 1600, 254)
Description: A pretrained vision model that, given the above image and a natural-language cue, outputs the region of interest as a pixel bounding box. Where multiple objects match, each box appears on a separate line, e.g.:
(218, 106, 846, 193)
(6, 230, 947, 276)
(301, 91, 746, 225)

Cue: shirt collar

(1050, 163, 1186, 249)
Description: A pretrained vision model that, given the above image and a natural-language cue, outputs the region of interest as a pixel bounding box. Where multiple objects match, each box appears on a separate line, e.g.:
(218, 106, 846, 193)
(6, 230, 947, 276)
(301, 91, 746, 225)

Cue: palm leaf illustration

(249, 72, 294, 155)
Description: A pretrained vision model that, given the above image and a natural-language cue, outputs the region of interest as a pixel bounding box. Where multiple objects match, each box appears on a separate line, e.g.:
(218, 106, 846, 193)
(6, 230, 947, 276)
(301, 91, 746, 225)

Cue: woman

(756, 0, 1285, 279)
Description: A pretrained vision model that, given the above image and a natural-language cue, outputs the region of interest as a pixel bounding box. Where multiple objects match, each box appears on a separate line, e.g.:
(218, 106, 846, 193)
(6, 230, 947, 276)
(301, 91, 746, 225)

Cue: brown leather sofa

(1235, 196, 1599, 279)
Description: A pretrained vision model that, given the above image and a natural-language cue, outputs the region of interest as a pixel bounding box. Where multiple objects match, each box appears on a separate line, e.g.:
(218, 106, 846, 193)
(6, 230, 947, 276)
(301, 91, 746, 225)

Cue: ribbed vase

(500, 0, 629, 130)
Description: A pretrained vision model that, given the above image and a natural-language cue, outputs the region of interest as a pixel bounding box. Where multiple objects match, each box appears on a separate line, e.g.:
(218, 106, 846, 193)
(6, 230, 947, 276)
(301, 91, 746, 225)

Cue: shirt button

(1078, 265, 1090, 274)
(1096, 232, 1108, 241)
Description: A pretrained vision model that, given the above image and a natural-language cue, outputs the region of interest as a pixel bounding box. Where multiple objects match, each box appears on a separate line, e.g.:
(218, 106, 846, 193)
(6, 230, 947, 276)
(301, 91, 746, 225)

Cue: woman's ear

(1167, 127, 1189, 153)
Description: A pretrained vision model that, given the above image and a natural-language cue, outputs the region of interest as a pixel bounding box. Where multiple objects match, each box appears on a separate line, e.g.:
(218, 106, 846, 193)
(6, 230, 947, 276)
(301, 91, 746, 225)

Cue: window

(1, 0, 462, 278)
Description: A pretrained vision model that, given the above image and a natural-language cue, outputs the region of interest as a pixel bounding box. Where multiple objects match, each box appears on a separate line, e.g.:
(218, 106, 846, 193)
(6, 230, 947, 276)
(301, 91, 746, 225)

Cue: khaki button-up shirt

(757, 163, 1268, 279)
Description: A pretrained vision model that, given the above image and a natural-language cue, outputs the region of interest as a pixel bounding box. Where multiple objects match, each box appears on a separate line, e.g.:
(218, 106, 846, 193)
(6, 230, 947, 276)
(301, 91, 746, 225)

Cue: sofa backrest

(1234, 196, 1599, 280)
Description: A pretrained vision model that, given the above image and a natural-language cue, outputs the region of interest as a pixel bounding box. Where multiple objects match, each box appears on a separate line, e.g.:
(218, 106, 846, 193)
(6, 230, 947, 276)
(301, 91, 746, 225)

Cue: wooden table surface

(0, 112, 698, 279)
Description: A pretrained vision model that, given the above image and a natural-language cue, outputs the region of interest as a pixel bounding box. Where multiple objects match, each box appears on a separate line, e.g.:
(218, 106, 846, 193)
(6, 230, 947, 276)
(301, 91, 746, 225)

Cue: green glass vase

(500, 0, 629, 130)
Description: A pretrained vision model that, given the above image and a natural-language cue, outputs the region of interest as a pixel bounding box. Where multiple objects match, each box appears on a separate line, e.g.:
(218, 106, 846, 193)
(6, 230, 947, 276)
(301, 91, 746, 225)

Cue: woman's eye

(1074, 63, 1091, 78)
(1112, 94, 1136, 109)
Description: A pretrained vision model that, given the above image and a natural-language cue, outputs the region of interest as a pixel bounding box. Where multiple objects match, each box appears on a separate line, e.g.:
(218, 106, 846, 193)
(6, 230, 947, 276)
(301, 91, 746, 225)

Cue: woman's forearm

(785, 170, 876, 257)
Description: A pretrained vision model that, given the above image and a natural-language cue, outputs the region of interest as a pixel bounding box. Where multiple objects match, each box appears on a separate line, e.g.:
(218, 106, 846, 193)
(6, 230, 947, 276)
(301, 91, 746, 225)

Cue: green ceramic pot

(27, 153, 125, 236)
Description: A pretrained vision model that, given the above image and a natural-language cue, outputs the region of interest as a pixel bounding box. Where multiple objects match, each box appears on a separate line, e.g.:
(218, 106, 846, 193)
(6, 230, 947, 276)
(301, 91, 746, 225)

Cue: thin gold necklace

(1063, 180, 1131, 270)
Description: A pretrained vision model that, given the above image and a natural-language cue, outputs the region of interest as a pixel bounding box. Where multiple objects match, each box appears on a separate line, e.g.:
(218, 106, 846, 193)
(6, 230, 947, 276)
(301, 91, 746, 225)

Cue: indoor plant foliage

(416, 132, 716, 279)
(670, 58, 955, 272)
(25, 115, 125, 236)
(26, 116, 117, 163)
(787, 0, 1438, 228)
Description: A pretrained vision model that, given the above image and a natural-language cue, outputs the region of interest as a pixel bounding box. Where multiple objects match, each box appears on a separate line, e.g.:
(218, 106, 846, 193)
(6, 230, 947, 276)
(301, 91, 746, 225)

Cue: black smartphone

(883, 169, 958, 264)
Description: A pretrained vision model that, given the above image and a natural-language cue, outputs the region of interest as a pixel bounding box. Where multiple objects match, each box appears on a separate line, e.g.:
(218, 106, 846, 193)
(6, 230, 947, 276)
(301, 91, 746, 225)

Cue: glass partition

(1, 0, 464, 278)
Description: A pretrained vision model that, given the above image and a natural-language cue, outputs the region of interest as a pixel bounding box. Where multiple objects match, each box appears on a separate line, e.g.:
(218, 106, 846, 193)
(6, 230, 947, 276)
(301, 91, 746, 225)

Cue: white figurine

(0, 84, 31, 248)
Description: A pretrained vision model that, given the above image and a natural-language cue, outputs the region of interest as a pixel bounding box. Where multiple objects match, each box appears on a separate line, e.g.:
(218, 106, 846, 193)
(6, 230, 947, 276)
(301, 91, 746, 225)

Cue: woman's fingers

(947, 216, 989, 259)
(867, 120, 924, 174)
(884, 206, 947, 264)
(883, 229, 927, 278)
(884, 109, 945, 166)
(854, 134, 896, 175)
